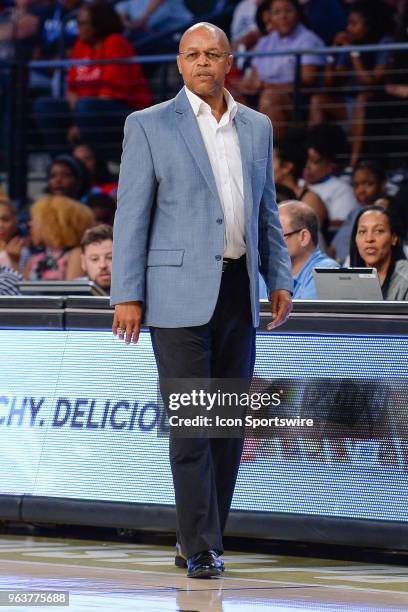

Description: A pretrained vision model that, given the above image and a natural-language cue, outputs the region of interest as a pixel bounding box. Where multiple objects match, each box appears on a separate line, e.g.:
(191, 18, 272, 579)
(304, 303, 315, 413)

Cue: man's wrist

(268, 288, 292, 296)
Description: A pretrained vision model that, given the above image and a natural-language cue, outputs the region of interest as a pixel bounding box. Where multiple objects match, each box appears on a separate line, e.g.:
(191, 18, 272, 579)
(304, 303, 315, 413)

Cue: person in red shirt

(33, 1, 153, 161)
(67, 2, 152, 109)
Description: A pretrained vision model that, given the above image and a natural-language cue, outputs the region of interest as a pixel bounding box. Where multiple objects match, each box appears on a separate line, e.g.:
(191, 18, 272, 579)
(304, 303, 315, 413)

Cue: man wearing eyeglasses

(279, 200, 339, 299)
(111, 22, 292, 578)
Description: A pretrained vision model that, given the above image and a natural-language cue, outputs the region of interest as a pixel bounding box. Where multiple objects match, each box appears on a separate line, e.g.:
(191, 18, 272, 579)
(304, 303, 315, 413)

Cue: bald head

(279, 200, 319, 246)
(177, 22, 233, 104)
(179, 22, 230, 54)
(280, 200, 316, 217)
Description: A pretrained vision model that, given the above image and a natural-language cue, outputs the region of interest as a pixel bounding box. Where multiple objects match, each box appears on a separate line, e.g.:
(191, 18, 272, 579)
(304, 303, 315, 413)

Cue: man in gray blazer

(111, 22, 293, 578)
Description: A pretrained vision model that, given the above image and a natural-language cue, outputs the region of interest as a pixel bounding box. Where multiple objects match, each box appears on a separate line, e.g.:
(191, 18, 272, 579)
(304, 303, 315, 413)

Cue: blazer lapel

(174, 90, 222, 209)
(234, 107, 254, 224)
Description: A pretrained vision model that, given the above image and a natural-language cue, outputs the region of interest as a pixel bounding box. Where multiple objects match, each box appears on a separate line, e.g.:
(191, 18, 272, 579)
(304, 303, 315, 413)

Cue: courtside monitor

(19, 280, 107, 296)
(313, 267, 383, 301)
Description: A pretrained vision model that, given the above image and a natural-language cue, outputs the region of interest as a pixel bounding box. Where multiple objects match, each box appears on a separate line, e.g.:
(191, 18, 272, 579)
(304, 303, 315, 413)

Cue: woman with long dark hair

(349, 205, 408, 300)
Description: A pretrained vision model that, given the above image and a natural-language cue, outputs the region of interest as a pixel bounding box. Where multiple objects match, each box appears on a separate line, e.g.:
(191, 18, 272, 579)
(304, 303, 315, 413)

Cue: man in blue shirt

(279, 200, 339, 299)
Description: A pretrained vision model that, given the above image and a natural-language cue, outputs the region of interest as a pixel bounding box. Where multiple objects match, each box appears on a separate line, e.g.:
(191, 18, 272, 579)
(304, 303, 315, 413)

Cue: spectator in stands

(239, 0, 324, 140)
(279, 200, 339, 298)
(255, 0, 275, 36)
(366, 3, 408, 161)
(275, 183, 297, 202)
(298, 0, 347, 45)
(24, 194, 94, 280)
(0, 264, 23, 295)
(31, 0, 82, 94)
(0, 0, 40, 61)
(0, 199, 22, 270)
(46, 154, 91, 202)
(0, 0, 41, 161)
(331, 160, 391, 262)
(35, 0, 81, 60)
(72, 143, 118, 197)
(303, 123, 358, 228)
(308, 0, 394, 167)
(350, 205, 408, 300)
(116, 0, 193, 43)
(227, 1, 273, 102)
(389, 180, 408, 244)
(79, 223, 112, 293)
(350, 161, 391, 210)
(33, 2, 153, 160)
(230, 0, 263, 50)
(87, 193, 116, 226)
(273, 129, 327, 225)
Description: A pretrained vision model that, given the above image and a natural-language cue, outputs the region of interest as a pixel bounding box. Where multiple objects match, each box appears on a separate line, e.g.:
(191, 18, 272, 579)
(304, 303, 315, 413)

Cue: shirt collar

(184, 86, 238, 121)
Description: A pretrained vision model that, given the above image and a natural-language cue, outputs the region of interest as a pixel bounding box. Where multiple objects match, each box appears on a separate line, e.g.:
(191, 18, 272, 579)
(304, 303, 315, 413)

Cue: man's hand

(112, 301, 143, 345)
(266, 290, 292, 331)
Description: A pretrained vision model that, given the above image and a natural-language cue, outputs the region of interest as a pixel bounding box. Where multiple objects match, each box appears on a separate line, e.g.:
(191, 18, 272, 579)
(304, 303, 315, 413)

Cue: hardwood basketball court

(0, 535, 407, 611)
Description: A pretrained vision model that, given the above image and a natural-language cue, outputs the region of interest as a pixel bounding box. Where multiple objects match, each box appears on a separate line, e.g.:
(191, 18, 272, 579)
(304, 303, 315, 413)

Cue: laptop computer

(313, 267, 383, 301)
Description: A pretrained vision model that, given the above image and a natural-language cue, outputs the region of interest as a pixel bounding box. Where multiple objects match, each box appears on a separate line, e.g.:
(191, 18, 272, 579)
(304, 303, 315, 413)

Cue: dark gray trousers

(150, 257, 256, 558)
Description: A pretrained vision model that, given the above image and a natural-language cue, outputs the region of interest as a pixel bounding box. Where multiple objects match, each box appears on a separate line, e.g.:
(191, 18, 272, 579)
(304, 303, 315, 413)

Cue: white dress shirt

(185, 86, 246, 259)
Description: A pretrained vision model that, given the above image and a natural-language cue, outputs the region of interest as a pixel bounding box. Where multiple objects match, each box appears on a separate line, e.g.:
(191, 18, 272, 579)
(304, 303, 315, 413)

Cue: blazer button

(216, 218, 223, 224)
(215, 255, 222, 261)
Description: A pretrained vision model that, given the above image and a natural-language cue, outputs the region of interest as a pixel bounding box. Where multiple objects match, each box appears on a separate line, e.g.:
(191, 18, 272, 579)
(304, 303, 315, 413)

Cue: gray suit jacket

(111, 88, 292, 327)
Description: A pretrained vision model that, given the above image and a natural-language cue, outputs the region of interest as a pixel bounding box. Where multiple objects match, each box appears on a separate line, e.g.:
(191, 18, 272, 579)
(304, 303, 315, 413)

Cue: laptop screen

(313, 267, 383, 301)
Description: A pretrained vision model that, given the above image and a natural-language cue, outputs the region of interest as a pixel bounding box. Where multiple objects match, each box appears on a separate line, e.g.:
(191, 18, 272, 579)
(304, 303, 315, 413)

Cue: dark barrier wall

(0, 297, 408, 550)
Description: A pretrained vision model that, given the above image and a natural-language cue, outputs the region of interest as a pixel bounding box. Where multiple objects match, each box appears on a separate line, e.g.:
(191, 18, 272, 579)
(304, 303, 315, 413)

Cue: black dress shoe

(175, 544, 225, 571)
(187, 550, 224, 579)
